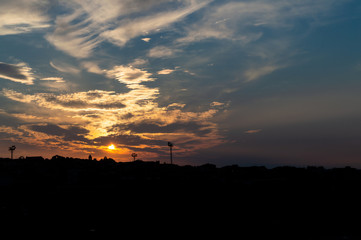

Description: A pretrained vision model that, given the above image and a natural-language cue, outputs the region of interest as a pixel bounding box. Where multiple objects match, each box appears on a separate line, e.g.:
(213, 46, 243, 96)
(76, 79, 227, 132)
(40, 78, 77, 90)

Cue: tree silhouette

(8, 145, 16, 160)
(131, 153, 137, 161)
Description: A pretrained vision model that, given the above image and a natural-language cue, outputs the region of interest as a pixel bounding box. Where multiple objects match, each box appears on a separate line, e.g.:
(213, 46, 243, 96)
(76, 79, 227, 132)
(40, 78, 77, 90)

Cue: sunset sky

(1, 0, 361, 167)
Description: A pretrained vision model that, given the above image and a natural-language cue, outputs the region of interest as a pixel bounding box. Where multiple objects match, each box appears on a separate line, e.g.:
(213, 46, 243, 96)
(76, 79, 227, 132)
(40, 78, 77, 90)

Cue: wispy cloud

(45, 9, 102, 59)
(102, 1, 210, 47)
(37, 77, 71, 91)
(45, 0, 210, 58)
(0, 0, 50, 35)
(178, 0, 341, 44)
(81, 61, 103, 74)
(244, 65, 282, 82)
(40, 77, 65, 83)
(0, 62, 35, 85)
(175, 0, 342, 82)
(50, 60, 80, 74)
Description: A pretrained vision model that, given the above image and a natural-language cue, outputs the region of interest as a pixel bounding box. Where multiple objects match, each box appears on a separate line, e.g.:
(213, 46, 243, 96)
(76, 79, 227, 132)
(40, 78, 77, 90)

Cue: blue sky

(1, 0, 361, 167)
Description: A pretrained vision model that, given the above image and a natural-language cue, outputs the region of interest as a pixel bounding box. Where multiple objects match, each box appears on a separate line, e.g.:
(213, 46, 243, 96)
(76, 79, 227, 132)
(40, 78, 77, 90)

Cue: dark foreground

(1, 156, 361, 238)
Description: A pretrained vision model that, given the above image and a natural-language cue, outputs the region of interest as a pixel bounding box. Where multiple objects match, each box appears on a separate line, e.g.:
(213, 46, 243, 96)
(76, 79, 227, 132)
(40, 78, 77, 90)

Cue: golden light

(108, 144, 115, 150)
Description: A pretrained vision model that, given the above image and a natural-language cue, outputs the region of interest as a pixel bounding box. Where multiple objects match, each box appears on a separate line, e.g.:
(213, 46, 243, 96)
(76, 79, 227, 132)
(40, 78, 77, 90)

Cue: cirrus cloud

(45, 0, 211, 58)
(0, 0, 50, 36)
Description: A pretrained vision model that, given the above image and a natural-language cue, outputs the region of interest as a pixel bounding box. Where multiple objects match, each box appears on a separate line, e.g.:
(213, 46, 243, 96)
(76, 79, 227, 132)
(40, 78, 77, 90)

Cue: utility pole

(168, 142, 173, 164)
(9, 145, 16, 160)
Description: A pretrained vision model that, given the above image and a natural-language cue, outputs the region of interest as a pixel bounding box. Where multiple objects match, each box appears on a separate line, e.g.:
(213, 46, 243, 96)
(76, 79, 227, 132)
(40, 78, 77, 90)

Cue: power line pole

(168, 142, 173, 164)
(9, 145, 16, 160)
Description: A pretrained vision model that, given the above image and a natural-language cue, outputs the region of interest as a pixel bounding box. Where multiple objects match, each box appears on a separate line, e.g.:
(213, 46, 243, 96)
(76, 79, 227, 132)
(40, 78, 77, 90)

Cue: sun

(108, 144, 115, 150)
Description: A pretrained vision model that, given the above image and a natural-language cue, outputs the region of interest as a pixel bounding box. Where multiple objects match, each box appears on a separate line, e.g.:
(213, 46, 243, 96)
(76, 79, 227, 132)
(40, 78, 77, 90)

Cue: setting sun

(108, 144, 115, 150)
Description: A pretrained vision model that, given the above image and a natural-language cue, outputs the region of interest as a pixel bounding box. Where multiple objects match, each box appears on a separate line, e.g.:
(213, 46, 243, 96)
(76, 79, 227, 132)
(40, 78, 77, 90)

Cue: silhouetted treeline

(1, 156, 361, 238)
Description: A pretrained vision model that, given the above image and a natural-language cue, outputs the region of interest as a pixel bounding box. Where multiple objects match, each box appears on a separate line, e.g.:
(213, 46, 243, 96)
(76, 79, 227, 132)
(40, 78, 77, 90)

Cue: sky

(1, 0, 361, 167)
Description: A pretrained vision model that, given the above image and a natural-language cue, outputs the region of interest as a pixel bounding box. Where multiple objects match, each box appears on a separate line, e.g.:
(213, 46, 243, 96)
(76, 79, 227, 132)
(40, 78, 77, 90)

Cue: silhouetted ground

(1, 156, 361, 238)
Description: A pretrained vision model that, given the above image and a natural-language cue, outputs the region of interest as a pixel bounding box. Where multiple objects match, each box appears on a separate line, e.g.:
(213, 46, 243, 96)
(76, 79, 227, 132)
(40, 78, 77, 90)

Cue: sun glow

(108, 144, 115, 150)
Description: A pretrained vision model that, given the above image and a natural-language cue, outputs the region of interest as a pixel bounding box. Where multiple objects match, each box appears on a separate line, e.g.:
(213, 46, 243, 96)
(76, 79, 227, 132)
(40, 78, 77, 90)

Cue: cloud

(2, 86, 226, 156)
(148, 46, 178, 58)
(66, 0, 172, 24)
(101, 1, 210, 47)
(37, 77, 74, 91)
(105, 65, 154, 87)
(174, 0, 342, 82)
(45, 0, 158, 58)
(0, 123, 96, 154)
(178, 0, 341, 44)
(0, 62, 35, 85)
(244, 65, 282, 82)
(45, 0, 210, 58)
(210, 102, 225, 107)
(40, 77, 65, 83)
(30, 123, 89, 141)
(157, 69, 175, 75)
(0, 0, 50, 35)
(2, 89, 128, 111)
(1, 62, 228, 158)
(50, 61, 80, 74)
(2, 84, 226, 159)
(81, 61, 103, 74)
(45, 10, 102, 59)
(184, 70, 196, 76)
(245, 129, 262, 134)
(129, 58, 148, 67)
(116, 122, 213, 137)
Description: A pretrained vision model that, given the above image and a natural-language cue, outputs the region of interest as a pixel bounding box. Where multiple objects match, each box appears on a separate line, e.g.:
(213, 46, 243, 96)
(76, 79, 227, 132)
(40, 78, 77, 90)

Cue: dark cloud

(0, 109, 23, 126)
(43, 95, 125, 109)
(112, 122, 213, 136)
(0, 62, 34, 84)
(30, 124, 90, 142)
(86, 91, 104, 99)
(44, 96, 88, 108)
(95, 102, 126, 109)
(0, 62, 27, 80)
(120, 113, 134, 120)
(94, 134, 166, 148)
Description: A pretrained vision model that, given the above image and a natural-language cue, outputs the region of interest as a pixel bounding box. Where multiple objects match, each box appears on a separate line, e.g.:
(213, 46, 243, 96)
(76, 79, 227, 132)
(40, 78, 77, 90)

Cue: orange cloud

(1, 65, 228, 160)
